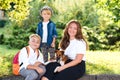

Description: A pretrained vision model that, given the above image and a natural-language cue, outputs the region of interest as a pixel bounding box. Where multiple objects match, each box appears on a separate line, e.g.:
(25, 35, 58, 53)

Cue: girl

(42, 20, 88, 80)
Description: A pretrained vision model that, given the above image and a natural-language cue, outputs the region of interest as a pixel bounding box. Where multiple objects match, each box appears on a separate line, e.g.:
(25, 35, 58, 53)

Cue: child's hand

(51, 42, 55, 47)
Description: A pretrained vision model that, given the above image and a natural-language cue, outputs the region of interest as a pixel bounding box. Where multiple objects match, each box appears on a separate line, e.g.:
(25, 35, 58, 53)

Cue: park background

(0, 0, 120, 77)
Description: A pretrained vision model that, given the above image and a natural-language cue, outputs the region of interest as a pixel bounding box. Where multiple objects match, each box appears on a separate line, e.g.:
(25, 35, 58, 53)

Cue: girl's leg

(43, 62, 61, 80)
(53, 61, 86, 80)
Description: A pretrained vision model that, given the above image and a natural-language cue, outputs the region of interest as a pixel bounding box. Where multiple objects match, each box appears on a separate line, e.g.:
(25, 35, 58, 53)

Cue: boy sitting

(19, 34, 46, 80)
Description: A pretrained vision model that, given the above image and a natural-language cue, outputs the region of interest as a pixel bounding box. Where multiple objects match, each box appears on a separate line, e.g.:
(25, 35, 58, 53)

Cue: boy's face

(41, 10, 51, 22)
(29, 37, 40, 50)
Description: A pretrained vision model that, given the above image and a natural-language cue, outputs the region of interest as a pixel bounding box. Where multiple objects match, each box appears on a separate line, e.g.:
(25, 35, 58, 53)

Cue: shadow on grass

(86, 62, 114, 74)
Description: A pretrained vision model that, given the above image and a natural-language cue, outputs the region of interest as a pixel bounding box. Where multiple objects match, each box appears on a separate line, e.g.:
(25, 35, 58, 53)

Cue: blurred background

(0, 0, 120, 77)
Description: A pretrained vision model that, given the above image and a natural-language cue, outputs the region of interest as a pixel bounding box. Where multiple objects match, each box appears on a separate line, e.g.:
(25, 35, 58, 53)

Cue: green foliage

(5, 24, 36, 49)
(0, 0, 32, 25)
(22, 0, 45, 27)
(83, 24, 120, 50)
(55, 22, 66, 49)
(0, 45, 18, 77)
(0, 0, 120, 50)
(0, 20, 7, 27)
(3, 0, 46, 49)
(0, 53, 13, 76)
(96, 0, 120, 22)
(0, 34, 4, 44)
(105, 24, 120, 45)
(51, 0, 99, 27)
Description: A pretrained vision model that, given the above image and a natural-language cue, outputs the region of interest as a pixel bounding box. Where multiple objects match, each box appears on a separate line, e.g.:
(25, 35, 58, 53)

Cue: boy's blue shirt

(36, 20, 57, 47)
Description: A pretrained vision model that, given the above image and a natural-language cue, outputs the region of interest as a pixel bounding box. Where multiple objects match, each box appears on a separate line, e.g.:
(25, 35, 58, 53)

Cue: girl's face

(29, 37, 40, 50)
(41, 10, 51, 22)
(68, 23, 77, 39)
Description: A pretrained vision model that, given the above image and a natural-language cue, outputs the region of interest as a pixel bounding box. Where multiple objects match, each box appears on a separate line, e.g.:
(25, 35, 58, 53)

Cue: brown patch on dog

(55, 50, 68, 64)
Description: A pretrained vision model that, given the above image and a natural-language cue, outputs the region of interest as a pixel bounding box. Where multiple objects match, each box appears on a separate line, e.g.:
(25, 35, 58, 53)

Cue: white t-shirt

(19, 46, 44, 70)
(42, 21, 49, 43)
(64, 39, 86, 61)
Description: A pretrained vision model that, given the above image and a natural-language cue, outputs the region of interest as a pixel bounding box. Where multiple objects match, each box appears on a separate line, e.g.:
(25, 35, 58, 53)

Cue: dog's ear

(55, 50, 61, 57)
(55, 48, 60, 53)
(60, 51, 64, 55)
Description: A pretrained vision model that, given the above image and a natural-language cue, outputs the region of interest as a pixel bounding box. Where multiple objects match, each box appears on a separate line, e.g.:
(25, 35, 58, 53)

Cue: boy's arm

(34, 61, 44, 66)
(27, 63, 43, 69)
(27, 63, 44, 74)
(51, 37, 56, 47)
(36, 23, 41, 35)
(53, 24, 57, 38)
(36, 26, 39, 34)
(51, 24, 57, 47)
(27, 64, 37, 70)
(52, 37, 56, 43)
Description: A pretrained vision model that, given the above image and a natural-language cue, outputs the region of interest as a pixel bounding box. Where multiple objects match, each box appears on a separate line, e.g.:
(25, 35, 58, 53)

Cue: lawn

(86, 51, 120, 74)
(0, 45, 19, 55)
(0, 45, 120, 77)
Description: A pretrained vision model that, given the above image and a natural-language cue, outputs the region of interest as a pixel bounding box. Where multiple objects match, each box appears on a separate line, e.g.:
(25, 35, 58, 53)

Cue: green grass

(86, 51, 120, 74)
(0, 45, 19, 55)
(0, 45, 120, 77)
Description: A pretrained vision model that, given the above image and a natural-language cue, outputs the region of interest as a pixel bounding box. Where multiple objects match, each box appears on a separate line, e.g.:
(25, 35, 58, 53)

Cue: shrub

(5, 24, 36, 49)
(0, 34, 4, 44)
(0, 20, 6, 28)
(0, 53, 13, 77)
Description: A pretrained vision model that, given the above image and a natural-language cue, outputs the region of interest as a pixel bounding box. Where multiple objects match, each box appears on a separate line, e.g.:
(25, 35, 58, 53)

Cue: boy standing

(19, 34, 46, 80)
(36, 6, 57, 62)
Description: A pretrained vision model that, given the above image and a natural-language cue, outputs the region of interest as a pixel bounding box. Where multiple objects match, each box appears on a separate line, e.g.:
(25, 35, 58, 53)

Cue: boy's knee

(39, 65, 46, 75)
(31, 72, 39, 79)
(26, 71, 38, 80)
(42, 67, 46, 75)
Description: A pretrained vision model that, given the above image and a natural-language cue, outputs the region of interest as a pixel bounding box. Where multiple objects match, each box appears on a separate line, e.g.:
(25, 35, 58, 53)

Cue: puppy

(55, 50, 68, 66)
(44, 50, 69, 66)
(54, 50, 70, 73)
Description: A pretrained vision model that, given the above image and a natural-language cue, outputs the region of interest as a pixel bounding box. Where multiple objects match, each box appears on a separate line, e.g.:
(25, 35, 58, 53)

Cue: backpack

(12, 46, 39, 75)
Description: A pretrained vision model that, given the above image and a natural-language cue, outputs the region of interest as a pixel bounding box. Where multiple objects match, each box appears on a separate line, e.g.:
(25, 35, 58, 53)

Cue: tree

(0, 0, 32, 25)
